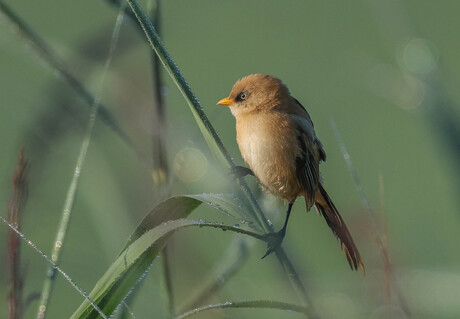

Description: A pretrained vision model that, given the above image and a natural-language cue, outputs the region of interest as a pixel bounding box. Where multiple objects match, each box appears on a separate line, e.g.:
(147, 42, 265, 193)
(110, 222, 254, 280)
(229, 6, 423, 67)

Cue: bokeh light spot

(368, 63, 425, 110)
(173, 147, 207, 182)
(403, 38, 438, 75)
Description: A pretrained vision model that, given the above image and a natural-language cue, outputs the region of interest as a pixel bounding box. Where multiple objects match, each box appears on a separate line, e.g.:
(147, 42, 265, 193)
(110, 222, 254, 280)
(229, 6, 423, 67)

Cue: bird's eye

(237, 91, 248, 101)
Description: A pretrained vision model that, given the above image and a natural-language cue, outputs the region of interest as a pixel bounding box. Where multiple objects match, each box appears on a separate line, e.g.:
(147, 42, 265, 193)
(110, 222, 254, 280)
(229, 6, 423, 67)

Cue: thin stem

(147, 1, 175, 315)
(174, 300, 312, 319)
(35, 5, 127, 318)
(7, 149, 28, 319)
(125, 0, 313, 311)
(150, 0, 170, 195)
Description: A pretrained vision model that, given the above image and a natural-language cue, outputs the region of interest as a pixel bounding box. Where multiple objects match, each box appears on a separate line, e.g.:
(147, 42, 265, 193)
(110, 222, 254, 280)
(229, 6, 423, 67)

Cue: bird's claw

(260, 231, 285, 259)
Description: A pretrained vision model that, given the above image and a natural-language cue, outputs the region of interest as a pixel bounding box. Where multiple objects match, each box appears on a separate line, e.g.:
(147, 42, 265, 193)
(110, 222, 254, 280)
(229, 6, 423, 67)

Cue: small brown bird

(217, 74, 364, 273)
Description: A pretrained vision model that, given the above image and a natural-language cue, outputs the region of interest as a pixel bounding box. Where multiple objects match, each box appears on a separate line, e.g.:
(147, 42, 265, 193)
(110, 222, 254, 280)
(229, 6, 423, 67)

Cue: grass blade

(71, 195, 264, 318)
(187, 193, 257, 228)
(174, 300, 312, 319)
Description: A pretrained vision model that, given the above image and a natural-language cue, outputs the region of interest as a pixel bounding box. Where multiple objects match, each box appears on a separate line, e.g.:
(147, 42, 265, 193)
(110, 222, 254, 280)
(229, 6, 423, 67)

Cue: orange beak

(217, 97, 234, 106)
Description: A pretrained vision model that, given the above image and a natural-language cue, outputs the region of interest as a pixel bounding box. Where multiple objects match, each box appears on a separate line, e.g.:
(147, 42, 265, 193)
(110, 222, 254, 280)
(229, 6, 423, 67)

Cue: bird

(217, 74, 364, 273)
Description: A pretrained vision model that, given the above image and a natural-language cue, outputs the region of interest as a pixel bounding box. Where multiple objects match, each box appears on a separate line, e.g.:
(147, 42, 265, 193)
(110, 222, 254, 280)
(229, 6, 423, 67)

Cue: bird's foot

(261, 229, 286, 259)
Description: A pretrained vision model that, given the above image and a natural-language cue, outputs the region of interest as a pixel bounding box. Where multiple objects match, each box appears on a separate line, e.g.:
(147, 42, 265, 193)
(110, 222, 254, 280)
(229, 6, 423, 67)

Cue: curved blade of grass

(187, 193, 258, 228)
(175, 300, 311, 319)
(121, 194, 251, 252)
(71, 195, 263, 318)
(73, 220, 260, 319)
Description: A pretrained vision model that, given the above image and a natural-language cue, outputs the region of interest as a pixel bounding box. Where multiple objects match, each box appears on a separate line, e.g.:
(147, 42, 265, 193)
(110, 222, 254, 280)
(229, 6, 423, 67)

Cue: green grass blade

(174, 300, 312, 319)
(187, 193, 258, 228)
(121, 194, 253, 252)
(120, 196, 201, 252)
(71, 195, 263, 318)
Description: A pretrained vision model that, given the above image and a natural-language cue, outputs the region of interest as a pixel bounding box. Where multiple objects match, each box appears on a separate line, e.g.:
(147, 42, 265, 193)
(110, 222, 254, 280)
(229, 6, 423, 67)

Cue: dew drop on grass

(234, 224, 240, 228)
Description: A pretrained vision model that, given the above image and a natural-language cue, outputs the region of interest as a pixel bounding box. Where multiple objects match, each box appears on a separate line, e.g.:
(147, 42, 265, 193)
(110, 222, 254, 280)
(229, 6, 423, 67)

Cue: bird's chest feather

(237, 115, 287, 165)
(237, 126, 274, 166)
(236, 114, 301, 200)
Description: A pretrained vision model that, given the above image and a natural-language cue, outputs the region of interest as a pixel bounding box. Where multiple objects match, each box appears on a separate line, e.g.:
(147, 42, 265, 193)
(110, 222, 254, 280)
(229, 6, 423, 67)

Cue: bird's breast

(236, 113, 302, 202)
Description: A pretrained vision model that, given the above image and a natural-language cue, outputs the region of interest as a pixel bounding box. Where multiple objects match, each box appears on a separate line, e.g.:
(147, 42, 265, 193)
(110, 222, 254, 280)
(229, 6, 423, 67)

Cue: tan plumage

(217, 74, 364, 273)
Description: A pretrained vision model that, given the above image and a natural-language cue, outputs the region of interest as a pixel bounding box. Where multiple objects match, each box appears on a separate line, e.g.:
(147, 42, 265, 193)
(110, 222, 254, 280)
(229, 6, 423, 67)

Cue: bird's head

(217, 74, 290, 118)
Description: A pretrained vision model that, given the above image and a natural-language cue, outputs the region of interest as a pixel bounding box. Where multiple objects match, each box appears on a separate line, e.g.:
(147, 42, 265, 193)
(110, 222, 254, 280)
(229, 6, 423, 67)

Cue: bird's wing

(292, 98, 314, 123)
(291, 98, 326, 161)
(289, 98, 326, 208)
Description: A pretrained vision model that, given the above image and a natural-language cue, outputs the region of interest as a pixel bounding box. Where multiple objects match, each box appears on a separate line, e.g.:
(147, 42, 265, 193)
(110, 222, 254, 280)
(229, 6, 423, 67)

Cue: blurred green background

(1, 0, 460, 318)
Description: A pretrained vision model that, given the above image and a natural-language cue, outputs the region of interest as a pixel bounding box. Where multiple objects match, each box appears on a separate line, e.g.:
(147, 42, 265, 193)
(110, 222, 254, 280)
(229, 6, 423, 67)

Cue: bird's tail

(313, 184, 365, 274)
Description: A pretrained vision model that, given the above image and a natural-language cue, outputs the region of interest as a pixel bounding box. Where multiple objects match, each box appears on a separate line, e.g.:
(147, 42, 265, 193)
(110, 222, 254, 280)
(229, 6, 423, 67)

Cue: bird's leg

(230, 166, 254, 178)
(279, 202, 293, 238)
(261, 203, 293, 259)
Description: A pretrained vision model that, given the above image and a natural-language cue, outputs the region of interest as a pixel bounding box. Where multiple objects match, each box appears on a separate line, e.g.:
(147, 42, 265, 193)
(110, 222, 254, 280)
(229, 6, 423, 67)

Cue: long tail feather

(314, 184, 365, 274)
